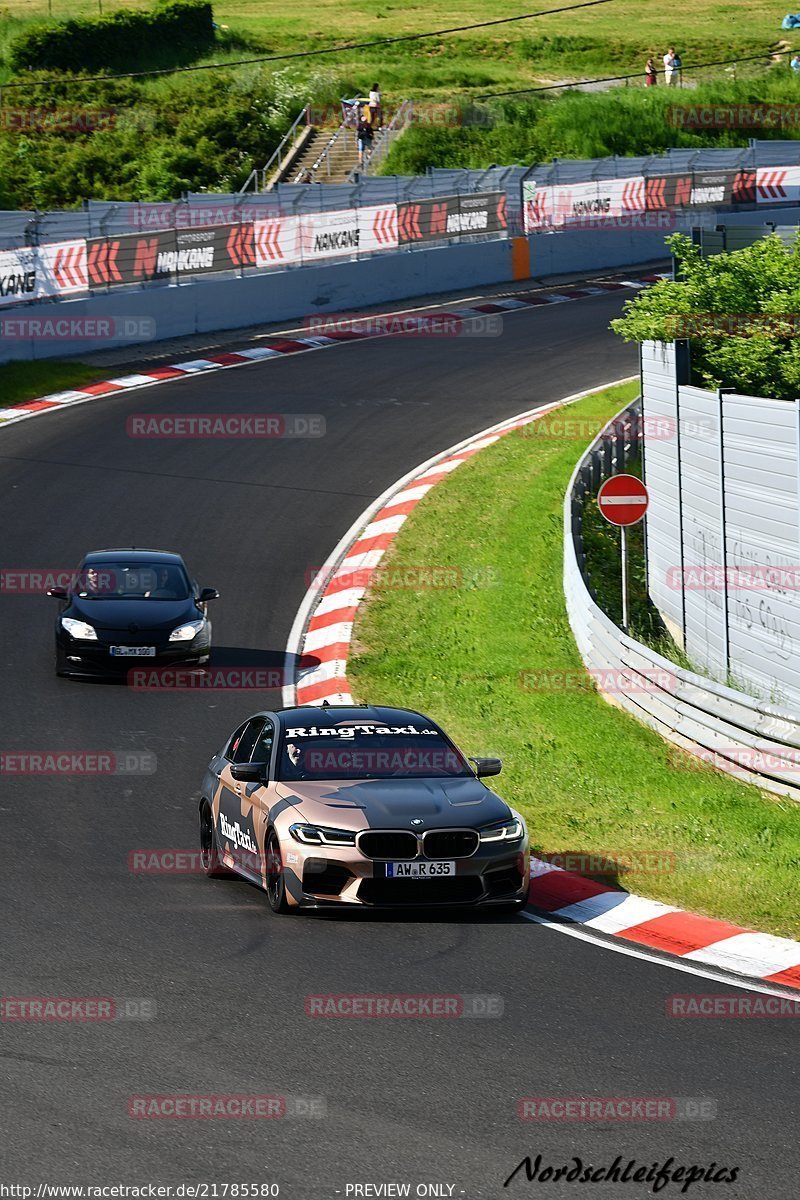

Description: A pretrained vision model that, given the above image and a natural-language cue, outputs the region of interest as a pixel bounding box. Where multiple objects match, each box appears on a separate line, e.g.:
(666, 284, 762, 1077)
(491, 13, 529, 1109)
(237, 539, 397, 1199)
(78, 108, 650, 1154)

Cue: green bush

(8, 0, 214, 74)
(611, 233, 800, 402)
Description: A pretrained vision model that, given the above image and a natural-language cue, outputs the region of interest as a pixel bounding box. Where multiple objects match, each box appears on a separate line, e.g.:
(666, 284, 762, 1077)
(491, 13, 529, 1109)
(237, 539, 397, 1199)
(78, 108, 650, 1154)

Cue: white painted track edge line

(522, 912, 800, 1001)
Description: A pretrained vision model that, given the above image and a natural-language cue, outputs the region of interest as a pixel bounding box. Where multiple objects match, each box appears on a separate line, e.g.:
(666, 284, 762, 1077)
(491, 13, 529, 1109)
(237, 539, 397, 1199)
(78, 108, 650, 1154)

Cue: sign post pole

(597, 474, 649, 633)
(621, 525, 630, 632)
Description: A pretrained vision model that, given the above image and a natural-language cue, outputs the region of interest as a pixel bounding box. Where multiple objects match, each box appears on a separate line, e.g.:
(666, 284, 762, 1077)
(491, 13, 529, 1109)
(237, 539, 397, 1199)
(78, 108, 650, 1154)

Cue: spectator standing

(645, 57, 657, 86)
(369, 82, 382, 128)
(357, 113, 374, 166)
(672, 49, 682, 85)
(663, 47, 677, 86)
(792, 53, 800, 74)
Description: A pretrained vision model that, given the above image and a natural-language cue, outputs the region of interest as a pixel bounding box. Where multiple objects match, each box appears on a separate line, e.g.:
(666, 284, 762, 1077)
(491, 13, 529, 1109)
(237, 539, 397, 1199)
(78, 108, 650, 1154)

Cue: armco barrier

(564, 400, 800, 801)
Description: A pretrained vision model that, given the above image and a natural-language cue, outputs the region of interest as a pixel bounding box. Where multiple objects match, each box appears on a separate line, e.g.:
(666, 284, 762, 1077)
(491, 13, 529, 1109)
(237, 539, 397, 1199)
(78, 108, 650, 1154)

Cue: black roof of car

(83, 549, 186, 564)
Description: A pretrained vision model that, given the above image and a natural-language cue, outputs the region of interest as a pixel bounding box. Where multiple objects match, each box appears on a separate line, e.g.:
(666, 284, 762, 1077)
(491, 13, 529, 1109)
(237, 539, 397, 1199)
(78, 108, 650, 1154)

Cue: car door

(247, 719, 277, 888)
(216, 717, 267, 880)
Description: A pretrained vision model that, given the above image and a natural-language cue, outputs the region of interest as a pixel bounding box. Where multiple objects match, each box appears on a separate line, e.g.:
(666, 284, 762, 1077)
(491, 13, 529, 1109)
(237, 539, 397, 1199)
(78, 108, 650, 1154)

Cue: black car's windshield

(277, 720, 473, 781)
(75, 562, 191, 600)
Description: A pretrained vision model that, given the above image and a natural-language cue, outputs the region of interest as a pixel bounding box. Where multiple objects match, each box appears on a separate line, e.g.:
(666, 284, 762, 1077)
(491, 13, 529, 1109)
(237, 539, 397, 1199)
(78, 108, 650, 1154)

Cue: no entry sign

(597, 474, 649, 527)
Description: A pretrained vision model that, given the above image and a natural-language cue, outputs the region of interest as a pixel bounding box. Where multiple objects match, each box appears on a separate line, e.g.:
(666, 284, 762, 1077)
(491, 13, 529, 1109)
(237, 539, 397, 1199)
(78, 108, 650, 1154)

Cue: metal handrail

(298, 122, 349, 183)
(238, 105, 310, 194)
(347, 99, 413, 183)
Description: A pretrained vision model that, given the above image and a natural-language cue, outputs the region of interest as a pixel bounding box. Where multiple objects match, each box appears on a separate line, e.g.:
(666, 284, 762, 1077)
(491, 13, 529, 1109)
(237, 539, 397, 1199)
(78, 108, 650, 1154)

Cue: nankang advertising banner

(397, 192, 506, 243)
(87, 225, 256, 287)
(0, 247, 39, 308)
(297, 205, 398, 262)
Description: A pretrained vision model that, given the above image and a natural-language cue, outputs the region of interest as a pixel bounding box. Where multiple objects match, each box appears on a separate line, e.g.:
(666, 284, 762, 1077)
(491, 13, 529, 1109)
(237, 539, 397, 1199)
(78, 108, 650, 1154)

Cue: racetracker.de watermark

(304, 564, 500, 590)
(0, 107, 117, 132)
(518, 668, 679, 694)
(126, 414, 325, 438)
(2, 569, 115, 594)
(514, 414, 711, 442)
(304, 312, 502, 337)
(1, 996, 155, 1021)
(305, 993, 503, 1017)
(517, 1097, 717, 1122)
(127, 667, 287, 691)
(667, 563, 800, 590)
(667, 103, 800, 129)
(537, 851, 676, 876)
(667, 994, 800, 1018)
(128, 1094, 325, 1119)
(667, 745, 800, 774)
(0, 316, 156, 342)
(664, 313, 800, 338)
(0, 751, 156, 774)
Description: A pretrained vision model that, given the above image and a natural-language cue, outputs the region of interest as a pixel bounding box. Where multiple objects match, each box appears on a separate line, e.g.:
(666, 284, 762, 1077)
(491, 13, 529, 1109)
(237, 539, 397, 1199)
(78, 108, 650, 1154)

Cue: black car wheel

(265, 828, 290, 914)
(199, 802, 230, 878)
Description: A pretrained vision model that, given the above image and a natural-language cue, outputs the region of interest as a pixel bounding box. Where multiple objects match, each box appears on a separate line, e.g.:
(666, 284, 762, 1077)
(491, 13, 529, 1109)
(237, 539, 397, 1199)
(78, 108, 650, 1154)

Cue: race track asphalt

(1, 291, 796, 1198)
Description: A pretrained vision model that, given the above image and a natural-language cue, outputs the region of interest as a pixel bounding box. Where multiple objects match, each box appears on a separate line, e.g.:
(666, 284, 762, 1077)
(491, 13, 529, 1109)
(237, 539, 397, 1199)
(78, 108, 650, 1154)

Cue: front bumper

(56, 630, 211, 677)
(278, 833, 530, 909)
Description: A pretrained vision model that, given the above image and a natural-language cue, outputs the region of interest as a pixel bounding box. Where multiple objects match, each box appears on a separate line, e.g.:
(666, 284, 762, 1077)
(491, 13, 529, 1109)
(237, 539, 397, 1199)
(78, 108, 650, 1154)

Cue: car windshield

(277, 720, 473, 781)
(75, 562, 191, 600)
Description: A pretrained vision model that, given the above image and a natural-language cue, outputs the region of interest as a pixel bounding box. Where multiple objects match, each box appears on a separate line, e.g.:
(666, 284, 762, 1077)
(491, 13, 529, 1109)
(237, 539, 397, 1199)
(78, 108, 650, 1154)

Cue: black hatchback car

(48, 549, 218, 677)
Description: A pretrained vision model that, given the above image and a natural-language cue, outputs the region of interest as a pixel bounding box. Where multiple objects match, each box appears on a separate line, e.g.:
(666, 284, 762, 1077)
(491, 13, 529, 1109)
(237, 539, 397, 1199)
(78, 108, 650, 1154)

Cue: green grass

(0, 0, 793, 100)
(349, 381, 800, 939)
(0, 360, 101, 408)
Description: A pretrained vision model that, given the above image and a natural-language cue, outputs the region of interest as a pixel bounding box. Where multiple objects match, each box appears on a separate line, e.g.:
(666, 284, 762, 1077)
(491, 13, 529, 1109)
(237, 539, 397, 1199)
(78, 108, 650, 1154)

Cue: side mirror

(471, 756, 502, 778)
(230, 761, 266, 783)
(199, 587, 219, 603)
(47, 587, 68, 599)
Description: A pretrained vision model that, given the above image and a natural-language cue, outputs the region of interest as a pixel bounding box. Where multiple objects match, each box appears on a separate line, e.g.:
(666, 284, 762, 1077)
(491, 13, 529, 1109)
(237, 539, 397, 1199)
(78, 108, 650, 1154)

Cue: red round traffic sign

(597, 474, 649, 527)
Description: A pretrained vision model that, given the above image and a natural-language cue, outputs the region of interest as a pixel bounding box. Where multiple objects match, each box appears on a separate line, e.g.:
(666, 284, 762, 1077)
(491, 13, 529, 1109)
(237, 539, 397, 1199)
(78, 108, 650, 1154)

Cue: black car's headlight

(61, 616, 98, 641)
(479, 817, 524, 844)
(289, 823, 357, 847)
(169, 619, 206, 643)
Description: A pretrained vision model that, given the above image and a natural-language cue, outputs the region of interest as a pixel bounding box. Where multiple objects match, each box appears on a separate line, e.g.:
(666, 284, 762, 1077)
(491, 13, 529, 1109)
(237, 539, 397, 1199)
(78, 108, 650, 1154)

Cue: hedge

(8, 0, 215, 74)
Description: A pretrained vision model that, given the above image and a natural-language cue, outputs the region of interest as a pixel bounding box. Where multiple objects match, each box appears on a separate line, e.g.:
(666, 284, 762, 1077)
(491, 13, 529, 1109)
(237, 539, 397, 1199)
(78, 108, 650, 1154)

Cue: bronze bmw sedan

(198, 704, 530, 913)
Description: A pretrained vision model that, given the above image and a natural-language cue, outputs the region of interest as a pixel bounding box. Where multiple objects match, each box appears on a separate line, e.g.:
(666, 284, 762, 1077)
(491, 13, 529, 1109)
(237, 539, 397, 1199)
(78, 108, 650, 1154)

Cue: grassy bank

(382, 73, 800, 174)
(0, 360, 101, 408)
(348, 381, 800, 938)
(0, 0, 788, 96)
(0, 0, 795, 201)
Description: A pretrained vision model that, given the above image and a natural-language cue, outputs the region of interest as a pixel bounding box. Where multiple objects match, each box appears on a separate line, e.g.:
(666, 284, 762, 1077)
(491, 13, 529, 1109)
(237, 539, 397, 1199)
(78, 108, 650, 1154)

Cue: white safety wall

(642, 340, 800, 710)
(641, 342, 683, 637)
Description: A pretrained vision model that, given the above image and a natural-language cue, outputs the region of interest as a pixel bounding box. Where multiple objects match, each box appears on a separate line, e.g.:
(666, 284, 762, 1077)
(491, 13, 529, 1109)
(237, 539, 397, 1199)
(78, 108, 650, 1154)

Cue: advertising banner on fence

(756, 164, 800, 203)
(87, 225, 256, 286)
(0, 246, 39, 308)
(398, 192, 506, 243)
(38, 239, 88, 297)
(523, 177, 646, 229)
(296, 205, 398, 262)
(254, 206, 397, 269)
(643, 169, 755, 209)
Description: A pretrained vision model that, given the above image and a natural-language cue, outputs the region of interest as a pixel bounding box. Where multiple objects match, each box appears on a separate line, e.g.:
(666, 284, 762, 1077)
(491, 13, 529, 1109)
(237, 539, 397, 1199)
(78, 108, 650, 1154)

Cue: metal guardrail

(564, 398, 800, 801)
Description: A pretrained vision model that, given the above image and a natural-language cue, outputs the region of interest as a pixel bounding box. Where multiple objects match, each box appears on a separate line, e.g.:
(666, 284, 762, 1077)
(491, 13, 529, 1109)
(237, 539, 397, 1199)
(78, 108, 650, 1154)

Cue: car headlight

(289, 823, 356, 847)
(479, 817, 524, 844)
(61, 616, 98, 641)
(169, 619, 206, 643)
